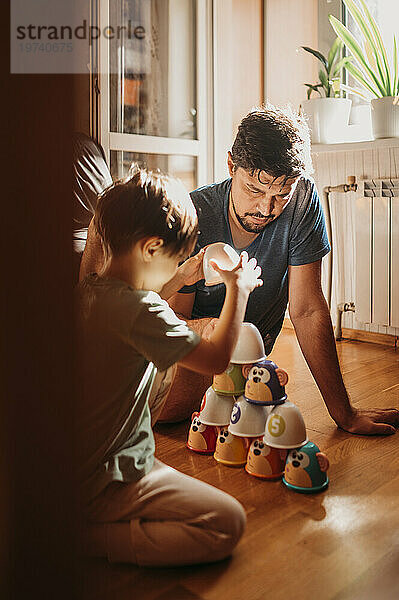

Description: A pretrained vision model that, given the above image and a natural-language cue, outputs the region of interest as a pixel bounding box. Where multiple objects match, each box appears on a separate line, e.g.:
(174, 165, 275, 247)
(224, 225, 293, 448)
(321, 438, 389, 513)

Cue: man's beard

(231, 195, 274, 233)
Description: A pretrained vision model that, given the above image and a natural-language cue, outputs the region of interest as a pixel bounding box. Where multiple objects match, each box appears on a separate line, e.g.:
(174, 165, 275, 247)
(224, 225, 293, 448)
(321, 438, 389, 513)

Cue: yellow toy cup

(214, 427, 251, 467)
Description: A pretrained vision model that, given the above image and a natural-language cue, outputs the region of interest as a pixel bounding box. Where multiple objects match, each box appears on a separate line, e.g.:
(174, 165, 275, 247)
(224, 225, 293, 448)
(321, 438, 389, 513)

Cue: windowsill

(311, 137, 399, 153)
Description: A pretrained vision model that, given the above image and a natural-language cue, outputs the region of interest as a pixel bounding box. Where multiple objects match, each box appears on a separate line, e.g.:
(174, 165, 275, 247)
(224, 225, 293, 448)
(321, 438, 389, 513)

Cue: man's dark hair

(230, 104, 313, 182)
(95, 165, 198, 260)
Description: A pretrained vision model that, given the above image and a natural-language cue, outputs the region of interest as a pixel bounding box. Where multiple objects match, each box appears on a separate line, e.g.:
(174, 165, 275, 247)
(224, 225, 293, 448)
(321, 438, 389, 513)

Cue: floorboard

(82, 330, 399, 600)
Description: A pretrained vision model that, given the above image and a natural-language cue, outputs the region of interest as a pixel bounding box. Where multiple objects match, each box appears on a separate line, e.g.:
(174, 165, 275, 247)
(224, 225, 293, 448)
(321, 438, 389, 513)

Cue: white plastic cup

(228, 396, 270, 438)
(199, 387, 236, 426)
(264, 401, 307, 449)
(203, 242, 240, 286)
(231, 322, 266, 365)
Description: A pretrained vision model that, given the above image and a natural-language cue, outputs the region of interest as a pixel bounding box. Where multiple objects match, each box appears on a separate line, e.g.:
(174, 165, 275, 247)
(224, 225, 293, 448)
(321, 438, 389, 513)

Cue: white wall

(213, 0, 264, 181)
(265, 0, 319, 110)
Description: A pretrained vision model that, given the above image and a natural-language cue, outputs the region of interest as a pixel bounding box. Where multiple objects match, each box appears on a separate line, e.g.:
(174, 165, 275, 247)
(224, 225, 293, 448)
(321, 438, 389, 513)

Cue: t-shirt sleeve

(130, 292, 200, 371)
(178, 282, 198, 294)
(288, 180, 331, 266)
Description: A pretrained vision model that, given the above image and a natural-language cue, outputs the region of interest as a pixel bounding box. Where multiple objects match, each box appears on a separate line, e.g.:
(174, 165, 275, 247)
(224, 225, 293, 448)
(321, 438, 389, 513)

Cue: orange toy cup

(245, 438, 287, 479)
(214, 427, 251, 467)
(187, 412, 218, 454)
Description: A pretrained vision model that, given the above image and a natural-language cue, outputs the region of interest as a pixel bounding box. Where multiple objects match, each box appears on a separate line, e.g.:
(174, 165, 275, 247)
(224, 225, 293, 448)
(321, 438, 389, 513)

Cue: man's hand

(160, 249, 206, 301)
(338, 407, 399, 436)
(177, 247, 206, 287)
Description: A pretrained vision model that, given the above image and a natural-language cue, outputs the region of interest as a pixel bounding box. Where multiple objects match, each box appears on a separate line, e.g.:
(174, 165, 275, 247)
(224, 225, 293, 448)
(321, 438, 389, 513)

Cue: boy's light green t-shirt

(76, 274, 200, 503)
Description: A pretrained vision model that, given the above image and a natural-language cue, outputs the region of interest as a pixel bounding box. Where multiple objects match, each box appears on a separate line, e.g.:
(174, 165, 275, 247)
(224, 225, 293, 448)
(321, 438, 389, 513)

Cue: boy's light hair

(95, 164, 198, 260)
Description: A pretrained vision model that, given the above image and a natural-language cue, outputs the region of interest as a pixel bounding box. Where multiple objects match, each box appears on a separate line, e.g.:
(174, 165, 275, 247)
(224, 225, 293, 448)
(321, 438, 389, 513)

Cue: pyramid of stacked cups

(187, 323, 330, 493)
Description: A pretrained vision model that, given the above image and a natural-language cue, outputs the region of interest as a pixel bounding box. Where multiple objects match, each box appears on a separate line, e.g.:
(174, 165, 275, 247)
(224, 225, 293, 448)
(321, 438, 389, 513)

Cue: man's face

(228, 155, 299, 234)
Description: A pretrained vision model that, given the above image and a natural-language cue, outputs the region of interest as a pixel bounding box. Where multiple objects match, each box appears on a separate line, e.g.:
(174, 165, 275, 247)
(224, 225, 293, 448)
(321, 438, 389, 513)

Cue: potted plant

(300, 38, 353, 144)
(329, 0, 399, 139)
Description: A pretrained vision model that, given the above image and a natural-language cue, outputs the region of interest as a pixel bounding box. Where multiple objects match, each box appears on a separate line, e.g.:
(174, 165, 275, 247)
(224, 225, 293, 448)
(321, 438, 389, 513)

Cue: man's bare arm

(288, 260, 399, 435)
(168, 291, 215, 336)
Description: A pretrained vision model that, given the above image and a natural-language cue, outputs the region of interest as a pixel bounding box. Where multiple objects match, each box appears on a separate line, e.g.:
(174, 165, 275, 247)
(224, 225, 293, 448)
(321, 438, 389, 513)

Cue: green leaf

(304, 83, 323, 99)
(302, 46, 328, 71)
(343, 0, 388, 93)
(329, 15, 386, 96)
(394, 35, 398, 97)
(331, 56, 352, 77)
(356, 0, 392, 95)
(319, 68, 330, 96)
(305, 84, 323, 99)
(340, 83, 371, 100)
(345, 61, 381, 97)
(327, 37, 343, 72)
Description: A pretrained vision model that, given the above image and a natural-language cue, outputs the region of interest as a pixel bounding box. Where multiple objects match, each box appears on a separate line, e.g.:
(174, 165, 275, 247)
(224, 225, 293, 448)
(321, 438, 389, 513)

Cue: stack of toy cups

(212, 365, 249, 467)
(214, 323, 267, 467)
(243, 359, 290, 479)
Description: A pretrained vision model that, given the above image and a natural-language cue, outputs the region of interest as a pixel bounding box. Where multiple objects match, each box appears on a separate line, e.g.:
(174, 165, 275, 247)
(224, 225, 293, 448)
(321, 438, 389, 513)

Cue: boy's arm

(178, 254, 262, 375)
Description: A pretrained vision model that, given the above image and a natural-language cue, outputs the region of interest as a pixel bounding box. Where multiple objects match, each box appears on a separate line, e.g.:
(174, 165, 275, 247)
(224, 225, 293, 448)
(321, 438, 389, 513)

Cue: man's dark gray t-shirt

(179, 177, 330, 354)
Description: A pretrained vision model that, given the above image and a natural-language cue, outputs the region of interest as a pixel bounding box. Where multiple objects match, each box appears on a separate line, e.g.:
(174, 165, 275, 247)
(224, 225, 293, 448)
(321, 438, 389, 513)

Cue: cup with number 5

(263, 400, 307, 449)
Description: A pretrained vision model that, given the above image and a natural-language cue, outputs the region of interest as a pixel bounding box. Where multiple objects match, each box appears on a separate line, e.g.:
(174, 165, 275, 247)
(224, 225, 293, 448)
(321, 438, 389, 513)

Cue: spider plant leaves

(302, 46, 328, 71)
(343, 0, 388, 92)
(329, 15, 386, 96)
(394, 35, 398, 96)
(345, 60, 381, 97)
(327, 37, 343, 73)
(340, 83, 371, 100)
(357, 0, 392, 94)
(331, 56, 353, 77)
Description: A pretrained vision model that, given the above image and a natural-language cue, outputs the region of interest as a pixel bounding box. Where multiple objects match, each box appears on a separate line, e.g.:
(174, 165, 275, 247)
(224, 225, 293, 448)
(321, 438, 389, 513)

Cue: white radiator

(355, 178, 399, 328)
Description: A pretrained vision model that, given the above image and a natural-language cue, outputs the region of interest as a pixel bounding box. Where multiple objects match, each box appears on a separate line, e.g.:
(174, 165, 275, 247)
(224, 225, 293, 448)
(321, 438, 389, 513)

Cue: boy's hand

(202, 318, 219, 341)
(177, 248, 206, 287)
(210, 251, 263, 294)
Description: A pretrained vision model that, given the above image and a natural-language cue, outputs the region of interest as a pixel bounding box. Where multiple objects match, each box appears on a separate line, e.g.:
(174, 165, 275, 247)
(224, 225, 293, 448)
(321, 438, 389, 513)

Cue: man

(162, 104, 399, 435)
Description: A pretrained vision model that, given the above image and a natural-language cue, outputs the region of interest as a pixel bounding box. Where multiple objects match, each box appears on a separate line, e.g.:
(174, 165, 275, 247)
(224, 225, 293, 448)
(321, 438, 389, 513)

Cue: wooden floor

(82, 330, 399, 600)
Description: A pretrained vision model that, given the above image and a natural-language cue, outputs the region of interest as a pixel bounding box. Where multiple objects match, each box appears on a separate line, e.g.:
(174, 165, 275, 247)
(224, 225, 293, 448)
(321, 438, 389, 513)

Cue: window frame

(96, 0, 214, 188)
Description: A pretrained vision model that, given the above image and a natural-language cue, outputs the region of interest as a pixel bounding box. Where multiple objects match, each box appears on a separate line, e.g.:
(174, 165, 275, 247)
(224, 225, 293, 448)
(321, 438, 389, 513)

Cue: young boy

(76, 166, 262, 567)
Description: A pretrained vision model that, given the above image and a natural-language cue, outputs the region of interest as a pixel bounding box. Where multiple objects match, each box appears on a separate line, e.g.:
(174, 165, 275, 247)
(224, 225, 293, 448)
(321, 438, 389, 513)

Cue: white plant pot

(371, 97, 399, 139)
(300, 98, 352, 144)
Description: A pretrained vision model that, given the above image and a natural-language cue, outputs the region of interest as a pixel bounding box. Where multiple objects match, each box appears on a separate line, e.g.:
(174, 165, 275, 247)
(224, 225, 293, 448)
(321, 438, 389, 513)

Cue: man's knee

(159, 365, 211, 423)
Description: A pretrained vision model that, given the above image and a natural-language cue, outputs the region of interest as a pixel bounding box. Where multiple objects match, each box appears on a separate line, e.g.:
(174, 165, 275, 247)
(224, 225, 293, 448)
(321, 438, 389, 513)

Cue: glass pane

(110, 151, 197, 192)
(109, 0, 197, 139)
(346, 0, 398, 99)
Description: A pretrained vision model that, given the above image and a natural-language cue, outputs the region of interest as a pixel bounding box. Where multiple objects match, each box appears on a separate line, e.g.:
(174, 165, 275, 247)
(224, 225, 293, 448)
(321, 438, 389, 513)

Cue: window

(345, 0, 399, 90)
(318, 0, 398, 138)
(318, 0, 399, 85)
(98, 0, 212, 190)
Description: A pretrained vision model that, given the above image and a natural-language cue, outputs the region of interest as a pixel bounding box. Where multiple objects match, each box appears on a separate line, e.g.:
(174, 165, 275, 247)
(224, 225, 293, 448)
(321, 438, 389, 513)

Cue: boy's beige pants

(82, 367, 246, 567)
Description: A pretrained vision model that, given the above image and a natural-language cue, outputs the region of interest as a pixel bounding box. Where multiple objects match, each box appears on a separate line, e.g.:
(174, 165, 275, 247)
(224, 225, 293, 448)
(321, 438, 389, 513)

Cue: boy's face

(142, 245, 181, 292)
